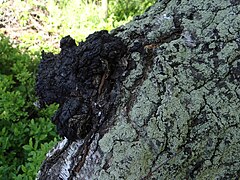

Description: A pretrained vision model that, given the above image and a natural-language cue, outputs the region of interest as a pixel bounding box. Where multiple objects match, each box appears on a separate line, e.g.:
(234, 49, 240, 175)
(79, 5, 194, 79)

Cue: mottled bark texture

(36, 0, 240, 179)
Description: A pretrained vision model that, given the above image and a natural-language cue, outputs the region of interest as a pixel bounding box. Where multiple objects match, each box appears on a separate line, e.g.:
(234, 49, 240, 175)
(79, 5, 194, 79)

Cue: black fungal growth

(36, 30, 127, 140)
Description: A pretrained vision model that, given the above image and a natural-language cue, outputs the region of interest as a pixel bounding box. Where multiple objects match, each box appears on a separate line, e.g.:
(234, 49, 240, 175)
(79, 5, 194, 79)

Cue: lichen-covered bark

(37, 0, 240, 179)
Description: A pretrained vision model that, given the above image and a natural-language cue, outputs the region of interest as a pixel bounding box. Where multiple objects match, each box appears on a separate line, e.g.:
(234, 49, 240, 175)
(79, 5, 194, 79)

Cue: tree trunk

(36, 0, 240, 179)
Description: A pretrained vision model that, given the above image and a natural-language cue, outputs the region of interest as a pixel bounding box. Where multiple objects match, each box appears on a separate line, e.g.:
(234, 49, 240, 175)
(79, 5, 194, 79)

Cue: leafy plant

(109, 0, 155, 21)
(0, 34, 59, 179)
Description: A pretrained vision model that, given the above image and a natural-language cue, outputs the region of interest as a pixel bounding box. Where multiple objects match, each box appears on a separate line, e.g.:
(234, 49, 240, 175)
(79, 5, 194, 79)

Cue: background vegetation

(0, 0, 155, 179)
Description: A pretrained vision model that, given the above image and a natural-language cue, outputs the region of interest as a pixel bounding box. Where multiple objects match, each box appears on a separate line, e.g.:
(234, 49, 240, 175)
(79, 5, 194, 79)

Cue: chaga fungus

(36, 30, 127, 140)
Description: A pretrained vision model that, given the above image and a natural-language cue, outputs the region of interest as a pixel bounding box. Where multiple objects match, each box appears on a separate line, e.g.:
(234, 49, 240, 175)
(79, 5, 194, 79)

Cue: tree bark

(37, 0, 240, 179)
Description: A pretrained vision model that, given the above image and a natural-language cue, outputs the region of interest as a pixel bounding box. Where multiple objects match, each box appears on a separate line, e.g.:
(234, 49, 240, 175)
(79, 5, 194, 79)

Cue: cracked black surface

(36, 30, 127, 140)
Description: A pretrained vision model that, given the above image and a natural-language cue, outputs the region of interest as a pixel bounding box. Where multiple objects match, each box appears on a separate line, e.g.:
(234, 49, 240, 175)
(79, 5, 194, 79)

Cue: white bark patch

(59, 140, 83, 180)
(75, 134, 102, 180)
(46, 137, 68, 157)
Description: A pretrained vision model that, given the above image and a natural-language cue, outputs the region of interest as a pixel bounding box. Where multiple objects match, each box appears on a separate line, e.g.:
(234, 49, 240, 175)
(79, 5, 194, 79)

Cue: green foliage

(0, 0, 155, 53)
(49, 0, 155, 40)
(109, 0, 156, 21)
(0, 34, 59, 179)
